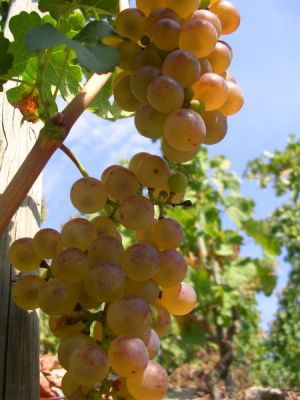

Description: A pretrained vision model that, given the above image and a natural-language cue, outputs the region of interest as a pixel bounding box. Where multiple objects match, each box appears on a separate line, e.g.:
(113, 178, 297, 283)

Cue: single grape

(127, 360, 169, 400)
(135, 103, 167, 140)
(202, 110, 228, 144)
(88, 235, 124, 265)
(150, 18, 181, 51)
(33, 228, 63, 259)
(218, 81, 244, 115)
(58, 333, 96, 369)
(84, 261, 126, 302)
(165, 0, 200, 19)
(49, 314, 87, 340)
(121, 242, 160, 281)
(12, 275, 44, 310)
(136, 0, 166, 16)
(130, 65, 161, 103)
(8, 238, 41, 272)
(133, 48, 163, 70)
(129, 152, 151, 175)
(207, 40, 232, 74)
(168, 172, 188, 193)
(69, 344, 109, 386)
(118, 40, 141, 70)
(61, 371, 80, 396)
(108, 336, 149, 377)
(113, 75, 141, 112)
(115, 8, 146, 42)
(73, 281, 100, 309)
(193, 72, 229, 111)
(179, 18, 218, 58)
(210, 0, 240, 35)
(161, 137, 199, 164)
(159, 282, 197, 315)
(117, 195, 154, 230)
(146, 7, 181, 36)
(101, 164, 125, 183)
(51, 247, 88, 284)
(153, 305, 171, 337)
(154, 250, 187, 288)
(187, 9, 222, 36)
(147, 76, 184, 114)
(104, 166, 140, 202)
(61, 218, 97, 251)
(91, 215, 121, 241)
(199, 58, 213, 74)
(136, 154, 170, 188)
(70, 177, 107, 214)
(163, 108, 206, 152)
(37, 279, 77, 316)
(151, 218, 184, 249)
(143, 328, 160, 359)
(123, 279, 160, 304)
(107, 295, 152, 336)
(162, 49, 201, 88)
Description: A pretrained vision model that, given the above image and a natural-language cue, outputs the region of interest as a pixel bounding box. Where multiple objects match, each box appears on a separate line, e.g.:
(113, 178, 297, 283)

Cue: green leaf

(25, 23, 119, 73)
(0, 32, 13, 90)
(223, 259, 257, 288)
(244, 220, 281, 256)
(74, 20, 117, 43)
(38, 0, 119, 19)
(215, 244, 234, 257)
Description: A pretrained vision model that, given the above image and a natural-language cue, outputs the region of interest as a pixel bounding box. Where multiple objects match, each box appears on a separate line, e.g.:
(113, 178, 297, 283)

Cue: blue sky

(43, 0, 300, 328)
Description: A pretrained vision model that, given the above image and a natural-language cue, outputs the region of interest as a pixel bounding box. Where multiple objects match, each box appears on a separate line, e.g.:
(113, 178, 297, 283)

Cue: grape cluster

(113, 0, 243, 162)
(8, 153, 197, 400)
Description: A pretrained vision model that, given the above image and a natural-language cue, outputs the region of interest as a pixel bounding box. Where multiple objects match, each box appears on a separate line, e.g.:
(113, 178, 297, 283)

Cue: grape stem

(59, 143, 89, 177)
(0, 72, 111, 234)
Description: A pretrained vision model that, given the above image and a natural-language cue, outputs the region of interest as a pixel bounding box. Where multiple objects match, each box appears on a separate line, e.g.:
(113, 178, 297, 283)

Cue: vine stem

(0, 72, 111, 234)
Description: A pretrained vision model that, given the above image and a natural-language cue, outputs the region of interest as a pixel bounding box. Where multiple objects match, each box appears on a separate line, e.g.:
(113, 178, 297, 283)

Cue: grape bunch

(113, 0, 243, 163)
(8, 153, 197, 400)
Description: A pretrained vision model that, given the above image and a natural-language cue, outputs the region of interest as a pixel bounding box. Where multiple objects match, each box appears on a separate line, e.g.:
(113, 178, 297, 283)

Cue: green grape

(135, 103, 167, 140)
(154, 249, 187, 288)
(159, 282, 197, 315)
(162, 49, 200, 88)
(101, 165, 125, 183)
(117, 195, 154, 230)
(91, 215, 121, 241)
(61, 218, 97, 251)
(187, 9, 222, 36)
(179, 18, 218, 58)
(87, 236, 124, 265)
(37, 279, 77, 316)
(202, 110, 228, 144)
(143, 328, 160, 359)
(51, 247, 89, 284)
(108, 336, 149, 377)
(168, 172, 188, 193)
(8, 238, 41, 272)
(73, 281, 100, 310)
(130, 66, 161, 103)
(121, 243, 160, 281)
(69, 344, 109, 386)
(84, 261, 126, 302)
(33, 228, 64, 259)
(113, 75, 141, 112)
(70, 177, 107, 214)
(58, 333, 95, 369)
(161, 137, 199, 163)
(133, 49, 163, 70)
(136, 0, 166, 16)
(92, 321, 104, 341)
(147, 76, 184, 114)
(12, 275, 44, 310)
(165, 0, 200, 18)
(146, 7, 181, 36)
(150, 18, 181, 51)
(129, 152, 151, 175)
(104, 166, 140, 202)
(136, 154, 170, 188)
(218, 81, 244, 116)
(49, 314, 87, 340)
(193, 72, 229, 111)
(127, 360, 169, 400)
(123, 279, 160, 304)
(210, 0, 240, 35)
(152, 305, 171, 337)
(61, 371, 80, 396)
(163, 108, 206, 152)
(107, 295, 152, 336)
(118, 40, 141, 70)
(115, 8, 146, 42)
(207, 40, 232, 74)
(151, 218, 184, 249)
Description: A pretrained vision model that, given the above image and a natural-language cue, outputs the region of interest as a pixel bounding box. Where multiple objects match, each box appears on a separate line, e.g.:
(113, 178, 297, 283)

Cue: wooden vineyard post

(0, 1, 41, 399)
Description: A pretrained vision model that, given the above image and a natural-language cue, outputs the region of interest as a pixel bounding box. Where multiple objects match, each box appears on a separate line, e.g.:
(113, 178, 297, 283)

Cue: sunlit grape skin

(154, 249, 187, 288)
(104, 166, 140, 202)
(115, 8, 146, 42)
(193, 72, 229, 111)
(12, 275, 44, 310)
(136, 154, 170, 188)
(33, 228, 63, 259)
(187, 9, 222, 36)
(145, 7, 181, 36)
(8, 238, 41, 272)
(218, 81, 244, 116)
(160, 282, 197, 315)
(61, 218, 97, 251)
(150, 18, 181, 51)
(51, 247, 89, 284)
(151, 218, 184, 250)
(87, 235, 124, 265)
(202, 110, 228, 144)
(147, 76, 184, 114)
(210, 0, 241, 35)
(117, 195, 155, 230)
(70, 177, 107, 214)
(161, 137, 199, 164)
(58, 333, 96, 370)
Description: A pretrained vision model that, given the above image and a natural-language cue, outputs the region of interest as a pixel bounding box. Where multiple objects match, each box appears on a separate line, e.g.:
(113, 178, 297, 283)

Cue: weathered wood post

(0, 1, 41, 398)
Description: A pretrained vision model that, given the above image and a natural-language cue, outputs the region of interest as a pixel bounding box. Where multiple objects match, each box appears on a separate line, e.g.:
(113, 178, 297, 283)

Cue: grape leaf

(25, 23, 119, 73)
(0, 32, 13, 90)
(244, 220, 281, 256)
(74, 20, 117, 43)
